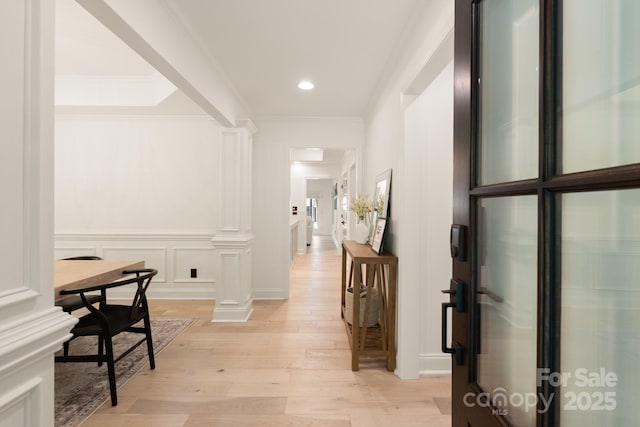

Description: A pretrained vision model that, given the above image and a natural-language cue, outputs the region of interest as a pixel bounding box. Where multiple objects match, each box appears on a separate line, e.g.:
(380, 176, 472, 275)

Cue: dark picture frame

(369, 168, 392, 245)
(371, 217, 387, 254)
(368, 210, 378, 244)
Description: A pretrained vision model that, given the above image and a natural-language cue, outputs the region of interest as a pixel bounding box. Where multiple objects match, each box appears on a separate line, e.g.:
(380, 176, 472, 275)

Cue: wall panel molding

(0, 288, 40, 310)
(102, 247, 167, 283)
(173, 247, 216, 283)
(54, 233, 217, 300)
(0, 377, 42, 427)
(219, 132, 241, 232)
(210, 234, 253, 321)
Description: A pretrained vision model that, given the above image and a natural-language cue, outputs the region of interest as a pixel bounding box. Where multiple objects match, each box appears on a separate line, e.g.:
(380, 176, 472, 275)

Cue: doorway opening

(306, 197, 318, 228)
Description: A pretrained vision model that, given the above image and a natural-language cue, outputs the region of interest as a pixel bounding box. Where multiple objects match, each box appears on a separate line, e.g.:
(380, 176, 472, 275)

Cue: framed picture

(368, 210, 378, 244)
(371, 218, 387, 254)
(373, 169, 392, 219)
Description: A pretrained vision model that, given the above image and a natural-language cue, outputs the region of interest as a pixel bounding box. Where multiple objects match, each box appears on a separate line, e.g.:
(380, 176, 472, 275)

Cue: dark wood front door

(448, 1, 640, 426)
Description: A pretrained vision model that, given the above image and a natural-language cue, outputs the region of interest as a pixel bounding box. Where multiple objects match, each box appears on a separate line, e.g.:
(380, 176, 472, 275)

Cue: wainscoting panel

(218, 251, 241, 306)
(102, 247, 168, 282)
(0, 307, 75, 427)
(173, 247, 216, 283)
(55, 234, 217, 300)
(219, 132, 240, 232)
(0, 377, 41, 427)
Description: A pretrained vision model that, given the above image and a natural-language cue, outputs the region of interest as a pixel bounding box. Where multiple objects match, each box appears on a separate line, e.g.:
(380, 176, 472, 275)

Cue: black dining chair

(55, 268, 158, 406)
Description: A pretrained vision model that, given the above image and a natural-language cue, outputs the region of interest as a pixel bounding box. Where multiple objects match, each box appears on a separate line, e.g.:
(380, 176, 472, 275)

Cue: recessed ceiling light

(298, 80, 314, 90)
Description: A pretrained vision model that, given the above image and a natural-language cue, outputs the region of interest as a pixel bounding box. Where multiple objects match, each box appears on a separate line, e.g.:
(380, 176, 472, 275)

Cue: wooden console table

(341, 240, 397, 371)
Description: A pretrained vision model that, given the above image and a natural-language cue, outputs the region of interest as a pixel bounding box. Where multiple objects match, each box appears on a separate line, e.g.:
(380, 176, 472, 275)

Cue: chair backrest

(62, 256, 103, 260)
(125, 269, 157, 322)
(60, 268, 158, 322)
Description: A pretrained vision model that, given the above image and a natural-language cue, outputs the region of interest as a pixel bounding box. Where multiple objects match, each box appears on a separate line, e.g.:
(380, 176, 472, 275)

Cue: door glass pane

(477, 196, 537, 426)
(562, 1, 640, 172)
(560, 189, 640, 425)
(478, 0, 539, 185)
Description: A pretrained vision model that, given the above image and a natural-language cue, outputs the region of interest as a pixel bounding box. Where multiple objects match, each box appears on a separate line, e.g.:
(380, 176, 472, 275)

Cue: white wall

(363, 0, 454, 378)
(253, 118, 364, 299)
(55, 115, 219, 233)
(54, 114, 221, 299)
(405, 61, 454, 373)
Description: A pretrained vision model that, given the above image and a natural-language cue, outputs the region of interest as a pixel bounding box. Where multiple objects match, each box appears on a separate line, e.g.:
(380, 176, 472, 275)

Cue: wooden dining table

(54, 259, 145, 301)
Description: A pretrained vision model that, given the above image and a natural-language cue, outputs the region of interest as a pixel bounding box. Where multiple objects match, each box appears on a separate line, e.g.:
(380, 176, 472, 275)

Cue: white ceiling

(56, 0, 422, 119)
(165, 0, 421, 117)
(55, 0, 153, 77)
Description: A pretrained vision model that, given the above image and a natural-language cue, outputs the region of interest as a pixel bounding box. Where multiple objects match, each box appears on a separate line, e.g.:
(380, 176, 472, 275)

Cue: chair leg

(97, 336, 104, 367)
(144, 315, 155, 369)
(63, 340, 70, 357)
(103, 336, 118, 406)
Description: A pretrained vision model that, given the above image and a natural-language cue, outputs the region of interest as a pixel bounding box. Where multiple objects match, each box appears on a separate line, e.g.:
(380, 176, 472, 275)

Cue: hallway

(79, 235, 451, 426)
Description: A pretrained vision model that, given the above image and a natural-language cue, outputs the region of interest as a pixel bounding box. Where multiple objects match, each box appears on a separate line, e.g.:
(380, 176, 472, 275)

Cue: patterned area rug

(55, 317, 194, 427)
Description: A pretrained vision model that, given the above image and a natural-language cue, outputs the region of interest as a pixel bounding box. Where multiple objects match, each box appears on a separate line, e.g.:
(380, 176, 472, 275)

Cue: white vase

(354, 220, 369, 244)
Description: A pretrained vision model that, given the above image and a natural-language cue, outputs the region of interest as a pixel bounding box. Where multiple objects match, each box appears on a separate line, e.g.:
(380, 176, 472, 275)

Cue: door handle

(441, 279, 465, 365)
(441, 302, 463, 365)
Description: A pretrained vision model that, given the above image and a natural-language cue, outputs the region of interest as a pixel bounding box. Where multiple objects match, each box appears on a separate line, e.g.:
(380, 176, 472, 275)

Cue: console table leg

(351, 260, 362, 371)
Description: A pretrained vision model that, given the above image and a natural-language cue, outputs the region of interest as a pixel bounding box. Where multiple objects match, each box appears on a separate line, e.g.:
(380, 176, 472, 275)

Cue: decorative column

(211, 119, 256, 322)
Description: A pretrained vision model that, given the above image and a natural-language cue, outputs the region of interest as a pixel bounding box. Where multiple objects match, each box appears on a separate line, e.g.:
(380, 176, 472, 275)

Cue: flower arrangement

(349, 194, 372, 222)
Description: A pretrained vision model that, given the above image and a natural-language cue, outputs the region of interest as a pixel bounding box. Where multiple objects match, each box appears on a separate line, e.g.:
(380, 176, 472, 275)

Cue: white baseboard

(419, 353, 452, 374)
(252, 288, 289, 300)
(212, 299, 254, 322)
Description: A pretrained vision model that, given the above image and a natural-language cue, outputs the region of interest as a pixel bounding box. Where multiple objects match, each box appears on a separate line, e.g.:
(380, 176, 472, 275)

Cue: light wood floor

(80, 236, 451, 427)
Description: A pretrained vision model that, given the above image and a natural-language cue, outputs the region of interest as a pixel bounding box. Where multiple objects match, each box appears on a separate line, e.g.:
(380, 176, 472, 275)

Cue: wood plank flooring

(79, 236, 451, 427)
